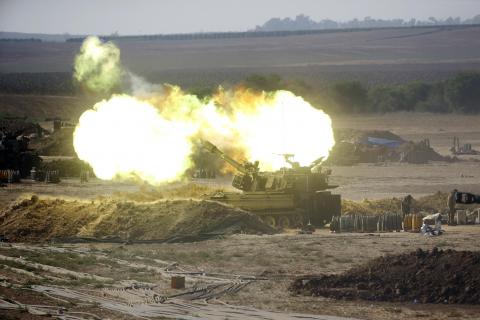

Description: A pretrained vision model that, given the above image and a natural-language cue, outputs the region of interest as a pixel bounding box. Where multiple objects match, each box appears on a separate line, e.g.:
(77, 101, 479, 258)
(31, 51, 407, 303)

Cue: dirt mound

(397, 141, 447, 164)
(327, 129, 452, 165)
(112, 183, 223, 202)
(415, 191, 452, 212)
(334, 129, 404, 144)
(0, 196, 275, 242)
(292, 248, 480, 304)
(341, 192, 451, 215)
(342, 198, 402, 215)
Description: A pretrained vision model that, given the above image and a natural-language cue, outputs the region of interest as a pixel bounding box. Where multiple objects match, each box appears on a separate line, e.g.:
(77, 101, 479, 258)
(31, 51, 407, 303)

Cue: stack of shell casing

(331, 213, 403, 233)
(403, 214, 423, 232)
(0, 169, 21, 183)
(44, 170, 61, 183)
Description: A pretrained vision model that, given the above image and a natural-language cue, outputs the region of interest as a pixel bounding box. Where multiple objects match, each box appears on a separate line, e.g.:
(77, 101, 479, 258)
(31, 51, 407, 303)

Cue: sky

(1, 0, 479, 35)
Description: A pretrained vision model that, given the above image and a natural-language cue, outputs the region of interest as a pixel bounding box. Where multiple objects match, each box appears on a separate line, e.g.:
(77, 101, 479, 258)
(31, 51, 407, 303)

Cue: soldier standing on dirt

(401, 194, 413, 217)
(448, 189, 457, 225)
(80, 161, 90, 183)
(80, 170, 86, 183)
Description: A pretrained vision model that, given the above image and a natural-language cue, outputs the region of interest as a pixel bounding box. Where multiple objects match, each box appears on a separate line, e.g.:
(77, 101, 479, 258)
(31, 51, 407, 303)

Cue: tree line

(236, 72, 480, 114)
(1, 71, 479, 114)
(255, 14, 480, 32)
(0, 73, 75, 95)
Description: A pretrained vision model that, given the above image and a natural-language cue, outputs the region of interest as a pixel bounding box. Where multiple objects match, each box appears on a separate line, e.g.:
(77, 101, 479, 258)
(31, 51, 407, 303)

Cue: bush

(237, 72, 480, 114)
(2, 71, 480, 114)
(242, 74, 284, 92)
(328, 81, 368, 113)
(0, 72, 76, 95)
(444, 72, 480, 113)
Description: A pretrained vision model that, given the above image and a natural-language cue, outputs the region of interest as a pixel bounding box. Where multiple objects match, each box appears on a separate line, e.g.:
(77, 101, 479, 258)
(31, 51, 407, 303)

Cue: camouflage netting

(0, 195, 275, 242)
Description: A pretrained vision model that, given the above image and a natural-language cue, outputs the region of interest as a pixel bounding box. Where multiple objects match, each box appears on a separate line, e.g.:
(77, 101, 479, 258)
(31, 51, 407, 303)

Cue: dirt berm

(341, 191, 459, 215)
(0, 196, 275, 242)
(291, 248, 480, 304)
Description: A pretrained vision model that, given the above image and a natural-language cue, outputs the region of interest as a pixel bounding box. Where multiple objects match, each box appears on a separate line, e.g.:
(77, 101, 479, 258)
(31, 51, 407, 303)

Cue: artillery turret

(203, 140, 341, 228)
(0, 130, 41, 179)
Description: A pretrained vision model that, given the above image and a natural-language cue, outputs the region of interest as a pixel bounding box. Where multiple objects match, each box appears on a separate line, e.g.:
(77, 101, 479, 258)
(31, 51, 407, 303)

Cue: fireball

(72, 37, 335, 185)
(73, 95, 196, 183)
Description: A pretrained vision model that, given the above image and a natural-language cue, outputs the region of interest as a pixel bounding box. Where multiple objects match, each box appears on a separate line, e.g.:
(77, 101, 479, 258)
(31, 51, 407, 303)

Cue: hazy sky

(1, 0, 479, 35)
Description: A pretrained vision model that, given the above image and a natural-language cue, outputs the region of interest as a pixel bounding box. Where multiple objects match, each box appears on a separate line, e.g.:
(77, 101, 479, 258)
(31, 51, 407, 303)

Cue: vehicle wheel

(261, 216, 276, 228)
(278, 216, 290, 229)
(291, 215, 303, 228)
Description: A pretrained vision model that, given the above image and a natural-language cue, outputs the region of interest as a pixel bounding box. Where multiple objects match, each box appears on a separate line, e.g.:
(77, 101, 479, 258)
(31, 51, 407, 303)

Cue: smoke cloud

(74, 36, 122, 93)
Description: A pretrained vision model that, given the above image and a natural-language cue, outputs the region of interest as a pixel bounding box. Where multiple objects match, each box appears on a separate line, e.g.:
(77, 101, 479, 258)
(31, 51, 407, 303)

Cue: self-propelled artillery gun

(203, 140, 341, 228)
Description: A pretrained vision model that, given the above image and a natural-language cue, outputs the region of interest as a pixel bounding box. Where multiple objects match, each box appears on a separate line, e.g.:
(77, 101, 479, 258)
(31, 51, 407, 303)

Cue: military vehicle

(455, 191, 480, 204)
(0, 130, 41, 178)
(203, 140, 341, 228)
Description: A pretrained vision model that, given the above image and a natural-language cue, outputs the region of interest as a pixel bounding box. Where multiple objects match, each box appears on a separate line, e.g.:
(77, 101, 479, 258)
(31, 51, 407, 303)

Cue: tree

(188, 85, 215, 99)
(367, 86, 406, 113)
(328, 81, 368, 113)
(329, 81, 368, 113)
(414, 83, 448, 113)
(243, 74, 284, 92)
(401, 82, 431, 111)
(444, 72, 480, 113)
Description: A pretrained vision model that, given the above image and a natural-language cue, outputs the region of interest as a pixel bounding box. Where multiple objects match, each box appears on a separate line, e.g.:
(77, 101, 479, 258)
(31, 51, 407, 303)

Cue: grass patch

(128, 271, 158, 282)
(0, 248, 27, 258)
(0, 259, 37, 272)
(52, 277, 114, 287)
(106, 245, 237, 267)
(24, 279, 44, 287)
(26, 252, 98, 270)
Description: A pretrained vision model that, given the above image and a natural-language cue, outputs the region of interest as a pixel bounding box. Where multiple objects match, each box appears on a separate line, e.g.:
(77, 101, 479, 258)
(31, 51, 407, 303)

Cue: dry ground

(332, 113, 480, 157)
(0, 226, 479, 319)
(1, 113, 480, 319)
(2, 24, 480, 319)
(330, 112, 480, 200)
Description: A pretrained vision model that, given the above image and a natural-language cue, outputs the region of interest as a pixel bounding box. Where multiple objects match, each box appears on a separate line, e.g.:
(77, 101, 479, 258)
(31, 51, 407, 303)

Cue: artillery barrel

(202, 140, 248, 174)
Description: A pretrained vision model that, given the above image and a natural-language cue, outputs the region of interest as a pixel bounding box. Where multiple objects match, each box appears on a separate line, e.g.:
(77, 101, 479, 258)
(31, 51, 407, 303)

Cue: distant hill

(254, 14, 480, 32)
(3, 14, 480, 44)
(0, 32, 84, 42)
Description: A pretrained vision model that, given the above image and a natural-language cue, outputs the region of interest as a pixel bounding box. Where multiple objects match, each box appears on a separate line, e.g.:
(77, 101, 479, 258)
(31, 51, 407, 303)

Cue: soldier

(447, 189, 457, 225)
(80, 170, 86, 183)
(401, 194, 413, 217)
